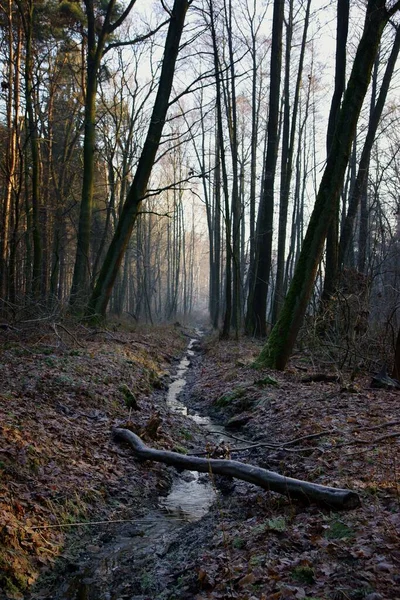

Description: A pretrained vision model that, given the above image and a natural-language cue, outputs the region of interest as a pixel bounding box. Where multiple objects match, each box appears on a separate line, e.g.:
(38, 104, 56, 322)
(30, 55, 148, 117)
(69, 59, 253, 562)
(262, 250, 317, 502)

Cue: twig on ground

(205, 429, 333, 451)
(284, 430, 337, 446)
(53, 322, 85, 348)
(351, 419, 400, 433)
(30, 517, 186, 530)
(336, 431, 400, 448)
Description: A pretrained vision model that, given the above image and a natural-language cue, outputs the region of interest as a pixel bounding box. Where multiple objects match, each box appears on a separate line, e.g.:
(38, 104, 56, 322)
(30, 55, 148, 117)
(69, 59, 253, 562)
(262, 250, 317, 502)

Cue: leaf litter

(0, 325, 399, 600)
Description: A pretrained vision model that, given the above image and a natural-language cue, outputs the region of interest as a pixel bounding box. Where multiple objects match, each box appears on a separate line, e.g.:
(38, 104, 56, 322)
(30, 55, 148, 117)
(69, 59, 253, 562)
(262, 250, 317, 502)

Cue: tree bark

(255, 0, 397, 370)
(87, 0, 190, 318)
(208, 0, 232, 339)
(223, 0, 241, 337)
(321, 0, 349, 304)
(70, 0, 137, 312)
(17, 0, 43, 297)
(272, 0, 311, 323)
(245, 0, 284, 337)
(339, 25, 400, 268)
(114, 428, 360, 510)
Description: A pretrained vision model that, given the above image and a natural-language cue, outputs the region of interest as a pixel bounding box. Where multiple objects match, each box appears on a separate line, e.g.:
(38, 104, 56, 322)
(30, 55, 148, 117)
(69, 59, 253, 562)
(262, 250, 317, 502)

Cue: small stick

(29, 516, 186, 530)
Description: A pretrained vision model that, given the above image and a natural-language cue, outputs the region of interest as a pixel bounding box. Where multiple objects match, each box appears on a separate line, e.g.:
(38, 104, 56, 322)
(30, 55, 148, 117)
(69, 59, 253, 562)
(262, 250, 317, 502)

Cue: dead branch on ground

(114, 428, 361, 510)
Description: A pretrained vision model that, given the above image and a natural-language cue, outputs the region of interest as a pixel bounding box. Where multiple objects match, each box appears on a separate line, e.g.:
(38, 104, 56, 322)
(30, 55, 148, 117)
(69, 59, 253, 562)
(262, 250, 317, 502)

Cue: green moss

(267, 516, 286, 532)
(232, 537, 246, 549)
(119, 384, 138, 409)
(215, 387, 246, 407)
(324, 520, 355, 540)
(254, 375, 279, 387)
(291, 565, 315, 584)
(249, 554, 265, 567)
(173, 445, 187, 454)
(179, 428, 192, 441)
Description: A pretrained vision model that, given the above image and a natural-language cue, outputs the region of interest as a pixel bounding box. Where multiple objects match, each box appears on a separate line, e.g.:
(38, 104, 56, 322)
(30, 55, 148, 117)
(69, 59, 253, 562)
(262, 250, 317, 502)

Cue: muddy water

(49, 337, 224, 600)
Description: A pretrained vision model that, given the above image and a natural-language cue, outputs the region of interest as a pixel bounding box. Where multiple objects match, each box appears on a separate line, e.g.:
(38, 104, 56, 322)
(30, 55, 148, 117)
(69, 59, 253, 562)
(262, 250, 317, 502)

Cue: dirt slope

(0, 322, 193, 598)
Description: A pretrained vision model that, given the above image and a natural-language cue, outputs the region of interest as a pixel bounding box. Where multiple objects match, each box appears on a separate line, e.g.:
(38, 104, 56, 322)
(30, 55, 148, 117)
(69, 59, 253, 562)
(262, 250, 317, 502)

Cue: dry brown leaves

(0, 322, 188, 598)
(188, 336, 400, 600)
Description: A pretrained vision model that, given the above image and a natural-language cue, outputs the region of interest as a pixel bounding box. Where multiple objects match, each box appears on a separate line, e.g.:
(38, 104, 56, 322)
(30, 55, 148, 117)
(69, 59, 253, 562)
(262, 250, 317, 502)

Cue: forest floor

(0, 321, 399, 600)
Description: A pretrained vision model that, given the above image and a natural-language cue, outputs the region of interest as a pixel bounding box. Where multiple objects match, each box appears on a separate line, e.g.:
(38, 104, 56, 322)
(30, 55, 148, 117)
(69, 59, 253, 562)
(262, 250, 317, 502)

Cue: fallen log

(113, 428, 360, 510)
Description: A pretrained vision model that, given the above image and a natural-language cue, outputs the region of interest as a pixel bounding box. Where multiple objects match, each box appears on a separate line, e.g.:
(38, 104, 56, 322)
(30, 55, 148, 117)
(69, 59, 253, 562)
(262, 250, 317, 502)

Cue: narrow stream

(52, 336, 226, 600)
(160, 338, 215, 520)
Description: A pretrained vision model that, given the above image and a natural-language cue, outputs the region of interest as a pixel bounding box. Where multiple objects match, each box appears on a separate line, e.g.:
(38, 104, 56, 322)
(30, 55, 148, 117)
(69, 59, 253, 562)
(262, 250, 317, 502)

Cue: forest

(1, 0, 400, 363)
(0, 0, 400, 598)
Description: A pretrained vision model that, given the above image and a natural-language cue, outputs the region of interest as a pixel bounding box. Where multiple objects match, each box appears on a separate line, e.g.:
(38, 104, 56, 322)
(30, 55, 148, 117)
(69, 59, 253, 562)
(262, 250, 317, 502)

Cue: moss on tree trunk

(255, 0, 393, 370)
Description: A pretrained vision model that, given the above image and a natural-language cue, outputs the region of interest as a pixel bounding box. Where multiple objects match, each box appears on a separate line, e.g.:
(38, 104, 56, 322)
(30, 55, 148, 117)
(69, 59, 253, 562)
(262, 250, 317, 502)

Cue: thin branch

(108, 0, 137, 33)
(104, 19, 170, 55)
(30, 517, 186, 530)
(53, 323, 85, 348)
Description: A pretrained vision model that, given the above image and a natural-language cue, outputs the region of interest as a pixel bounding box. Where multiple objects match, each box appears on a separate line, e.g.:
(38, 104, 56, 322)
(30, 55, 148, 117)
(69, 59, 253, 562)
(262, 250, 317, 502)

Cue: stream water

(160, 337, 217, 521)
(46, 336, 226, 600)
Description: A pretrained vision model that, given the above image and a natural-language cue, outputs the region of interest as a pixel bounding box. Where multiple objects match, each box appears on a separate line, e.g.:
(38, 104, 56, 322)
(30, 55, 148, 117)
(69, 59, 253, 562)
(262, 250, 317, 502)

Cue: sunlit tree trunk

(1, 4, 21, 301)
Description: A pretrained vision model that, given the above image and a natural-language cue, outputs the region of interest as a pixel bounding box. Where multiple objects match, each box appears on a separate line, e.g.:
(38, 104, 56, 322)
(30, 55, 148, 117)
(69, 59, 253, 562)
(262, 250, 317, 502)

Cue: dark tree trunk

(272, 0, 311, 323)
(87, 0, 190, 318)
(256, 0, 396, 370)
(339, 26, 400, 268)
(321, 0, 349, 304)
(245, 0, 284, 337)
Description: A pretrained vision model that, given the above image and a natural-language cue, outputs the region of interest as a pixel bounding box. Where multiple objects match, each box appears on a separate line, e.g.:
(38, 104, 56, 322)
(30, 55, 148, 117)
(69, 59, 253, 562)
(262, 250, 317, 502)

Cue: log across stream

(117, 335, 360, 511)
(114, 428, 360, 510)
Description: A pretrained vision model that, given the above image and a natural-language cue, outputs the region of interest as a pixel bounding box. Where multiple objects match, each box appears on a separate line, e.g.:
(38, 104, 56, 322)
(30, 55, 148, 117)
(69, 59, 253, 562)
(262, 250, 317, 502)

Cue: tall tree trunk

(17, 0, 43, 297)
(69, 65, 98, 308)
(321, 0, 349, 304)
(339, 26, 400, 268)
(70, 0, 105, 310)
(272, 0, 311, 323)
(245, 0, 284, 337)
(256, 0, 397, 370)
(284, 72, 312, 293)
(87, 0, 190, 318)
(1, 7, 21, 301)
(206, 0, 232, 339)
(70, 0, 136, 311)
(223, 0, 241, 337)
